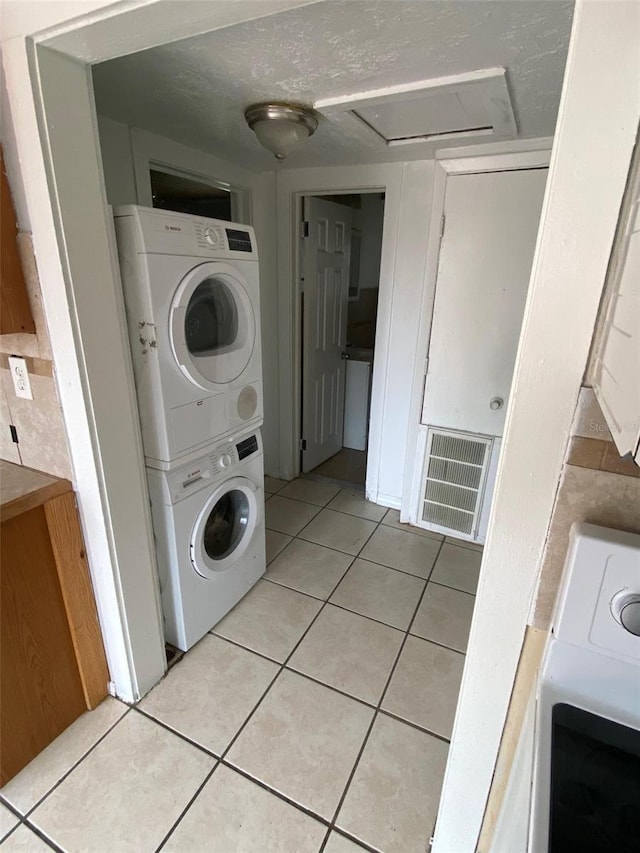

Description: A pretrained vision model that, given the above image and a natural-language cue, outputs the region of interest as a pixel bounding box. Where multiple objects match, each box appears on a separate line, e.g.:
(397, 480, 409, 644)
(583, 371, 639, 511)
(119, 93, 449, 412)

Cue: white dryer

(113, 205, 263, 469)
(146, 428, 266, 651)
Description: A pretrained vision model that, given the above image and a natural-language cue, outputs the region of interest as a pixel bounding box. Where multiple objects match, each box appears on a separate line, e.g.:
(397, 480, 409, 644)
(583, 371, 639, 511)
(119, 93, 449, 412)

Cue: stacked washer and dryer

(113, 206, 266, 651)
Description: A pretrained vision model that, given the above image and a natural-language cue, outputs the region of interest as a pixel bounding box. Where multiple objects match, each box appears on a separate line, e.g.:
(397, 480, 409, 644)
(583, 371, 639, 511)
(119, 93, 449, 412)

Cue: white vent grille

(421, 429, 492, 537)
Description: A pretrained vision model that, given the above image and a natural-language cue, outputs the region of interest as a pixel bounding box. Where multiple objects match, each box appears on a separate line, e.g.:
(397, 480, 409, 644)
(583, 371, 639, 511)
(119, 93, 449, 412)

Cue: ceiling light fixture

(244, 103, 318, 161)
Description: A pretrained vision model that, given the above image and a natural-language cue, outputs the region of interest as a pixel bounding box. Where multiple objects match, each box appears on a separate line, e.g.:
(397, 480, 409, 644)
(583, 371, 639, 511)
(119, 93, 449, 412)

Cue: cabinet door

(0, 505, 86, 785)
(1, 147, 36, 335)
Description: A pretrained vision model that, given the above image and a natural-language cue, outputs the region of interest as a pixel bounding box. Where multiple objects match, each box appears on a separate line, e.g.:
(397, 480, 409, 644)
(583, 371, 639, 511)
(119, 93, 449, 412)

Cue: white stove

(530, 523, 640, 852)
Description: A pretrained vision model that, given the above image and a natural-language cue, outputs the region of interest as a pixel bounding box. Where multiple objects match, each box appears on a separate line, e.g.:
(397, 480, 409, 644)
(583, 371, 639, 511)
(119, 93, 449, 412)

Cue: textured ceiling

(92, 0, 574, 170)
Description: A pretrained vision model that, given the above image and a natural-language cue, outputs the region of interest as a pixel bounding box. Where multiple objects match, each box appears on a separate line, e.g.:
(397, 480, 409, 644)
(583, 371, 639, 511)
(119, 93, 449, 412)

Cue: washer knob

(219, 454, 232, 469)
(204, 228, 216, 246)
(611, 590, 640, 636)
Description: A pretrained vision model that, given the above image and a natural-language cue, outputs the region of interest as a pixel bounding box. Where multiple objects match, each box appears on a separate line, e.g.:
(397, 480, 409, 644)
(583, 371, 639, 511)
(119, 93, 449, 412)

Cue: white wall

(96, 115, 136, 206)
(95, 117, 281, 476)
(1, 59, 30, 229)
(356, 192, 385, 290)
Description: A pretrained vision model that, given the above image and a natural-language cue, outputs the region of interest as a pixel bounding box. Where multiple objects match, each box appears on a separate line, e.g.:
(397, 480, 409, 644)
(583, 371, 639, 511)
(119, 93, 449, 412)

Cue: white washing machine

(113, 205, 263, 469)
(146, 428, 266, 651)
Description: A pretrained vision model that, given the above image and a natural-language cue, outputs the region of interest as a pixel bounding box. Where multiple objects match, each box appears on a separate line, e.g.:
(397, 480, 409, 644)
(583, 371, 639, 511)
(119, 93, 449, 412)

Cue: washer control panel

(153, 430, 262, 505)
(236, 434, 259, 460)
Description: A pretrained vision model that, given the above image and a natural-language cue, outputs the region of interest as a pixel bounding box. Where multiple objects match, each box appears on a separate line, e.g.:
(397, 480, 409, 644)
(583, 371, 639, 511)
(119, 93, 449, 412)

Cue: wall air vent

(420, 428, 492, 538)
(315, 68, 516, 150)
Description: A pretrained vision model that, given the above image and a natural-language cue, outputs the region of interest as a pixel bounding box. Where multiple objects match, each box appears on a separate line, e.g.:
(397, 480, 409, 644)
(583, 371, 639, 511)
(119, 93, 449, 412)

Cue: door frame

(298, 190, 380, 477)
(276, 165, 403, 497)
(401, 148, 552, 528)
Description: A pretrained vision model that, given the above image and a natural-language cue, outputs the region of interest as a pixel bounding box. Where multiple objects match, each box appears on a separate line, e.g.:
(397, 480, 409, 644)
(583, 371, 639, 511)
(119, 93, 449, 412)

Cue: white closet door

(422, 168, 547, 437)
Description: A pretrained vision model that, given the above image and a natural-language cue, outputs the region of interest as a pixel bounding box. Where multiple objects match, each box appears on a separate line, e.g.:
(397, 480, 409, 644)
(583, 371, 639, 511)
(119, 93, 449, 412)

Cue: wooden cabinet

(0, 463, 108, 785)
(1, 146, 36, 335)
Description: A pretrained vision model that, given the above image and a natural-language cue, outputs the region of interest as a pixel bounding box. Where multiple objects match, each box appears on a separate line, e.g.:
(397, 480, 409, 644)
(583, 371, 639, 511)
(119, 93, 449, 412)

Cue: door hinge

(299, 438, 307, 451)
(439, 213, 446, 240)
(424, 356, 430, 376)
(301, 220, 309, 238)
(9, 424, 18, 444)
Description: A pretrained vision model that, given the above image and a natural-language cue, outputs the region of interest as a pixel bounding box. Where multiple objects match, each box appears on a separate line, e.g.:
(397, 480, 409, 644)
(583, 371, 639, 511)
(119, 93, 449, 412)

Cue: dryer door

(190, 476, 258, 577)
(170, 262, 256, 389)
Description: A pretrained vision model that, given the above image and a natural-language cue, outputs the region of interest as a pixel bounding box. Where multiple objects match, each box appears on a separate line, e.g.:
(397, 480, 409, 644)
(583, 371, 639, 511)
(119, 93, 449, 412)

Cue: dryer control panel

(113, 205, 258, 261)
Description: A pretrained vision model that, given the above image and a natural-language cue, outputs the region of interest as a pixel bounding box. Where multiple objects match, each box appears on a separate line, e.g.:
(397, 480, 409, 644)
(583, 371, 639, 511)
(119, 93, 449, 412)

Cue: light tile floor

(0, 478, 481, 853)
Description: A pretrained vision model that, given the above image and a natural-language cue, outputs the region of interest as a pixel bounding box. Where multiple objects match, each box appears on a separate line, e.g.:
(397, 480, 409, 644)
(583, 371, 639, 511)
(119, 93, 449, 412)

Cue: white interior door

(422, 168, 547, 436)
(302, 197, 352, 472)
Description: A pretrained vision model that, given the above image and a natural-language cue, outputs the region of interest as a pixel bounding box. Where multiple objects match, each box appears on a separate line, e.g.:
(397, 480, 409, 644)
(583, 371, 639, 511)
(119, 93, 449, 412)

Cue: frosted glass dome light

(245, 103, 318, 161)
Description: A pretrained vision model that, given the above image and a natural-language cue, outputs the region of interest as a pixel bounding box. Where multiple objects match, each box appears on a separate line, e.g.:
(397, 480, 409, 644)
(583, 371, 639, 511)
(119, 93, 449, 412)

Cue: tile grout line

(265, 537, 440, 583)
(154, 763, 220, 853)
(318, 826, 334, 853)
(141, 698, 377, 853)
(377, 709, 451, 745)
(328, 536, 446, 834)
(209, 626, 459, 735)
(19, 817, 64, 852)
(0, 819, 61, 853)
(5, 705, 133, 823)
(134, 706, 221, 761)
(153, 520, 362, 852)
(0, 798, 21, 822)
(211, 759, 381, 853)
(427, 577, 479, 596)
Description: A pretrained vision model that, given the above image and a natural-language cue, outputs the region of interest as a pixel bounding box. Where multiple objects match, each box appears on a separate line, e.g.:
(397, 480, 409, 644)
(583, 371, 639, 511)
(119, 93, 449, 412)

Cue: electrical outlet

(8, 356, 33, 400)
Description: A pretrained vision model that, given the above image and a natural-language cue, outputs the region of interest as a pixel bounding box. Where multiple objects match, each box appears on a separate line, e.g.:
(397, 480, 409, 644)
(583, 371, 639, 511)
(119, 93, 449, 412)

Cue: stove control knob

(611, 590, 640, 636)
(219, 454, 232, 469)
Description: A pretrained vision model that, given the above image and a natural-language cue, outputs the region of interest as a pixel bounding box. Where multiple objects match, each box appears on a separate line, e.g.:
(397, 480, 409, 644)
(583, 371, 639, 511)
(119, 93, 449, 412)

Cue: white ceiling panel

(357, 93, 479, 140)
(319, 68, 516, 146)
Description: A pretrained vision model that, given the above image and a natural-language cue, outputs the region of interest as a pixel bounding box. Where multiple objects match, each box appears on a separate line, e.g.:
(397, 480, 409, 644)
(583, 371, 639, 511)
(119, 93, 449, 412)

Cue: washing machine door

(190, 476, 258, 577)
(170, 262, 256, 389)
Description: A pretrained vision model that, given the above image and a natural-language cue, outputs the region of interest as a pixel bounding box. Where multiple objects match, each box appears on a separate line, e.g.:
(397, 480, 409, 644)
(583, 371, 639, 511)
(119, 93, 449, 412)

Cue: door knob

(489, 397, 504, 411)
(341, 352, 351, 360)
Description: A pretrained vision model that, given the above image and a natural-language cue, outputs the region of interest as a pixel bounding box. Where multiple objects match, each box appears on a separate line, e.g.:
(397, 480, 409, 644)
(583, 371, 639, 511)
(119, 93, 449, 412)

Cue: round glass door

(203, 489, 248, 560)
(191, 478, 257, 577)
(170, 262, 256, 389)
(185, 278, 239, 356)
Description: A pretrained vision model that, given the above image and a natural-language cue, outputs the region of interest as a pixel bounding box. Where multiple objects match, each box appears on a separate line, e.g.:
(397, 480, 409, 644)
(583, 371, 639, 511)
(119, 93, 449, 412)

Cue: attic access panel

(315, 68, 516, 149)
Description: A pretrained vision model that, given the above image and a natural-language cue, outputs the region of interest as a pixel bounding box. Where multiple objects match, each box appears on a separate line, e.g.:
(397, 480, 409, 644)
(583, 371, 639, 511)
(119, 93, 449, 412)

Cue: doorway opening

(299, 191, 385, 489)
